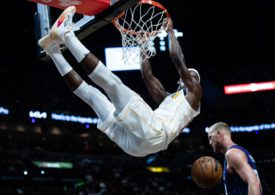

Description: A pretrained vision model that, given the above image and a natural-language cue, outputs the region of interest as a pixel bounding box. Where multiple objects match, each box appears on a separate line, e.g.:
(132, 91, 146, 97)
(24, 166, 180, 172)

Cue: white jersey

(97, 90, 200, 157)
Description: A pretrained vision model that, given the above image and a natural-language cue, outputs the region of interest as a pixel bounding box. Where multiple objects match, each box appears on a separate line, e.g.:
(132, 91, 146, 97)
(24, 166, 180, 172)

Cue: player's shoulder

(225, 147, 247, 164)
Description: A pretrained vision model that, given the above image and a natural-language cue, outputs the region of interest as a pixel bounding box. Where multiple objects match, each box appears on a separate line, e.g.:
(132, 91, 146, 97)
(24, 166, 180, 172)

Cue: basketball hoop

(113, 0, 170, 63)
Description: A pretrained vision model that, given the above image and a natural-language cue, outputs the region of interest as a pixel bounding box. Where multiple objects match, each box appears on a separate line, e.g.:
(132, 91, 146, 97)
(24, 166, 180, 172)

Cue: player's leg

(50, 6, 137, 114)
(38, 34, 115, 122)
(82, 54, 137, 114)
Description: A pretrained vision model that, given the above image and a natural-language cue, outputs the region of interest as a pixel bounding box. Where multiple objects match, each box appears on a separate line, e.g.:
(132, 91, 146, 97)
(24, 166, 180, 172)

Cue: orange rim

(112, 0, 170, 36)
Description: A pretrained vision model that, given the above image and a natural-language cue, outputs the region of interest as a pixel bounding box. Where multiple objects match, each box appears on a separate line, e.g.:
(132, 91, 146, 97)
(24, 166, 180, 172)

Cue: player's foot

(50, 6, 76, 42)
(38, 34, 61, 54)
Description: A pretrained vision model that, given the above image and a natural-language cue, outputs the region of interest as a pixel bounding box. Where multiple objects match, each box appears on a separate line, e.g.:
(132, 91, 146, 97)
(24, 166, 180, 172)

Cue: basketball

(191, 156, 223, 189)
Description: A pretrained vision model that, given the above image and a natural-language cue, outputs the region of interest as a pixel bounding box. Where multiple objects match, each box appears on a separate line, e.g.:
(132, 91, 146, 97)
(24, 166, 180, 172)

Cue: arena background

(0, 0, 274, 194)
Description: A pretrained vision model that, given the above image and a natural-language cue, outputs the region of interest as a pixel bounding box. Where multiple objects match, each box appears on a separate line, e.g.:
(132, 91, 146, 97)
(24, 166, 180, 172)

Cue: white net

(113, 1, 169, 63)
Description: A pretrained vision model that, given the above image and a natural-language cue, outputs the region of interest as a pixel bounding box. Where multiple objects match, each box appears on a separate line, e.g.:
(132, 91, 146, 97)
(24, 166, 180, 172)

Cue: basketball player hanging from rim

(38, 6, 202, 157)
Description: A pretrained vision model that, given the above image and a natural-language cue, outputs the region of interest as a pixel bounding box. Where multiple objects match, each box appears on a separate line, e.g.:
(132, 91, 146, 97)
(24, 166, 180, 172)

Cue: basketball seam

(209, 158, 214, 186)
(198, 160, 209, 186)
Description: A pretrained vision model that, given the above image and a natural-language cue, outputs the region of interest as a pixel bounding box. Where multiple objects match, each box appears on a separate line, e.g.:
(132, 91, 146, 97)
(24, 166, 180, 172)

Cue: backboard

(33, 0, 139, 61)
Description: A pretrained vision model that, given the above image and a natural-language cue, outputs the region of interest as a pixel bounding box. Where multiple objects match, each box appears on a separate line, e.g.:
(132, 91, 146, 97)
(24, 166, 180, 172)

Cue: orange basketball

(191, 156, 223, 189)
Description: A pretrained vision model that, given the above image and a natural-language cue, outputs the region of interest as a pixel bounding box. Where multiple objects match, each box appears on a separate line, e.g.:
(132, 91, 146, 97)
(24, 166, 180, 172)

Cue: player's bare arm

(140, 55, 167, 104)
(167, 20, 202, 110)
(226, 149, 262, 195)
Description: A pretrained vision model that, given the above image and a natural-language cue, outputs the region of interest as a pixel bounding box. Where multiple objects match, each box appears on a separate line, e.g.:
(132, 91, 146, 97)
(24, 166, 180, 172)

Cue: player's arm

(225, 149, 262, 195)
(140, 54, 167, 104)
(167, 20, 183, 74)
(167, 20, 202, 110)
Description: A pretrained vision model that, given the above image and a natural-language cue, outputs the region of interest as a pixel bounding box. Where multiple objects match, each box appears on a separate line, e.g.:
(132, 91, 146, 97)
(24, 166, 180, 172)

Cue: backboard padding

(28, 0, 110, 15)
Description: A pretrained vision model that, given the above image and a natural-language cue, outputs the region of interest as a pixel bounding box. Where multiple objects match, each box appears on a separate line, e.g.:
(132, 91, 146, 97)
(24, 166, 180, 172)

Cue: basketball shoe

(38, 34, 61, 55)
(50, 6, 76, 42)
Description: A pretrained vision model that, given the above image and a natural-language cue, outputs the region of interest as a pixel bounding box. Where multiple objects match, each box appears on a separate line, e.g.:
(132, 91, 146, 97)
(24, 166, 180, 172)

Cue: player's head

(177, 68, 200, 91)
(188, 68, 200, 82)
(207, 122, 232, 153)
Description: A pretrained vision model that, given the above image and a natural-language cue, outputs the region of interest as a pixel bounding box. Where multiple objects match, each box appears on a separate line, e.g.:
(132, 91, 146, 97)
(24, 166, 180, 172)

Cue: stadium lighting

(224, 81, 275, 94)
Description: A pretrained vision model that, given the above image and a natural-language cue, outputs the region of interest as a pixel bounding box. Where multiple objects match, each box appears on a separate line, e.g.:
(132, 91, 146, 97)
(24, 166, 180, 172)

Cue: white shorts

(97, 94, 165, 157)
(97, 90, 199, 157)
